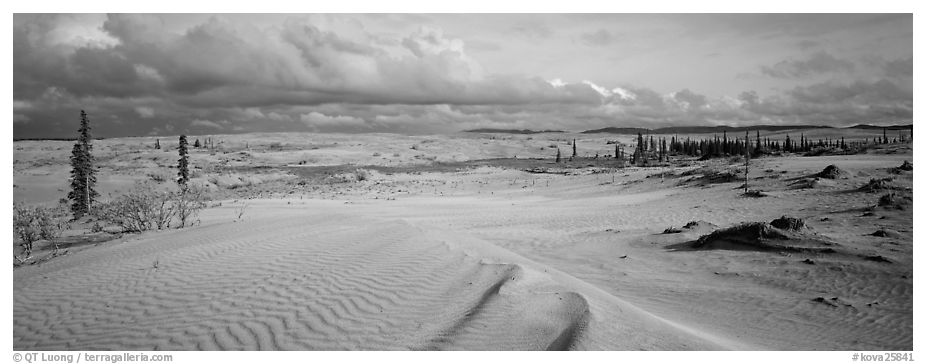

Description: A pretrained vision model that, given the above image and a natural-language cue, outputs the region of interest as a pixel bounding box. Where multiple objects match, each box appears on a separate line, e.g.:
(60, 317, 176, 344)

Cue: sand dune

(14, 206, 739, 350)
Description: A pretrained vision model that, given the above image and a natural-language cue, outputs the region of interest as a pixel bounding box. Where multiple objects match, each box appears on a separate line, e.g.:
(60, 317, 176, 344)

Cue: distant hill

(848, 124, 913, 130)
(464, 128, 564, 134)
(13, 137, 107, 141)
(580, 127, 651, 134)
(583, 124, 832, 135)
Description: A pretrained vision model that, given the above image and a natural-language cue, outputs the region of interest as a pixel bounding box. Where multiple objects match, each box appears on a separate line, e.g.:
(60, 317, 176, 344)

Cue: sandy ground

(12, 131, 913, 350)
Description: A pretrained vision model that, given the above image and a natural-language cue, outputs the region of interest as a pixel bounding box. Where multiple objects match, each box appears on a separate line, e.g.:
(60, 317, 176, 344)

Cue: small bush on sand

(147, 171, 170, 183)
(770, 216, 805, 231)
(94, 181, 210, 233)
(694, 222, 791, 249)
(682, 221, 703, 229)
(878, 193, 897, 207)
(175, 184, 210, 228)
(890, 160, 912, 174)
(871, 228, 901, 238)
(742, 190, 768, 198)
(14, 205, 42, 254)
(14, 204, 68, 255)
(663, 227, 683, 234)
(354, 168, 372, 182)
(877, 192, 912, 210)
(859, 177, 894, 193)
(816, 165, 844, 179)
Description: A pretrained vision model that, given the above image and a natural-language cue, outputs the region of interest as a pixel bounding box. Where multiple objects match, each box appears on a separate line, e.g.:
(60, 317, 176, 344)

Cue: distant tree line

(559, 127, 911, 166)
(662, 127, 910, 160)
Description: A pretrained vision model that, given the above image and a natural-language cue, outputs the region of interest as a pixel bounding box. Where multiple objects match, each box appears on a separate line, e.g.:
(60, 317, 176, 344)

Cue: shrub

(817, 165, 844, 179)
(13, 204, 68, 254)
(770, 216, 805, 231)
(859, 177, 894, 192)
(663, 226, 682, 234)
(890, 160, 913, 174)
(176, 184, 210, 228)
(94, 182, 175, 233)
(14, 205, 42, 254)
(147, 171, 170, 183)
(37, 206, 68, 250)
(94, 181, 212, 232)
(354, 168, 371, 182)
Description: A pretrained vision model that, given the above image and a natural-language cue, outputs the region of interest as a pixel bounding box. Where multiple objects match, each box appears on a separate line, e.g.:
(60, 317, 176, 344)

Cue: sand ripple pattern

(14, 214, 591, 350)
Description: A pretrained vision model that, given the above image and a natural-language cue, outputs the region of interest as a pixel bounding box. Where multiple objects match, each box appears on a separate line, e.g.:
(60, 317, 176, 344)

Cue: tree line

(557, 127, 910, 165)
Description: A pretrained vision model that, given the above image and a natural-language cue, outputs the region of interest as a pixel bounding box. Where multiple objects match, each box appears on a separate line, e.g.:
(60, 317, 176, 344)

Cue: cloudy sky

(13, 13, 912, 138)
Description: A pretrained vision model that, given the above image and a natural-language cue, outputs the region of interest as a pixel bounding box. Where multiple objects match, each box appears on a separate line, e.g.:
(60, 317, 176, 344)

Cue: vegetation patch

(770, 216, 805, 231)
(689, 221, 836, 253)
(816, 164, 846, 179)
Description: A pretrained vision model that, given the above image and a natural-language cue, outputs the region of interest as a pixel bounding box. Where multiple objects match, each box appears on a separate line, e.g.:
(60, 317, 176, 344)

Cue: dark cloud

(883, 57, 912, 79)
(760, 51, 855, 79)
(672, 89, 708, 109)
(787, 79, 910, 105)
(738, 80, 912, 125)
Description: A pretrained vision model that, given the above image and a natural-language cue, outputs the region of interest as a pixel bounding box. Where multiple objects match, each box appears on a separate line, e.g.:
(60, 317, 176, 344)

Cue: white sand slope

(13, 206, 742, 351)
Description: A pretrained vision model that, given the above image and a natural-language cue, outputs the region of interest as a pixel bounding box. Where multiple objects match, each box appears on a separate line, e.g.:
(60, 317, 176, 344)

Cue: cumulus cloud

(11, 14, 914, 138)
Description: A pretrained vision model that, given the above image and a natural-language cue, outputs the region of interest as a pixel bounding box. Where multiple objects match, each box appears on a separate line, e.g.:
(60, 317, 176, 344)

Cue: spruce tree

(155, 138, 160, 149)
(572, 139, 577, 158)
(177, 135, 190, 185)
(194, 138, 201, 148)
(723, 130, 728, 155)
(744, 131, 750, 193)
(754, 130, 763, 155)
(555, 148, 561, 163)
(67, 110, 98, 218)
(67, 144, 88, 216)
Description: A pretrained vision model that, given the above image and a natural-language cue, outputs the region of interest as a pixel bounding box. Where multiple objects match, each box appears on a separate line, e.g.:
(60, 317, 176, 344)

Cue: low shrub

(13, 204, 68, 254)
(94, 181, 211, 233)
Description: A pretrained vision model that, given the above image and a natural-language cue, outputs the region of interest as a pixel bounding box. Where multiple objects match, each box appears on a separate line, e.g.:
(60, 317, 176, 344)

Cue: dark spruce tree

(67, 144, 89, 217)
(194, 138, 201, 148)
(572, 139, 577, 158)
(555, 148, 561, 163)
(67, 110, 98, 218)
(177, 135, 190, 185)
(753, 130, 763, 156)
